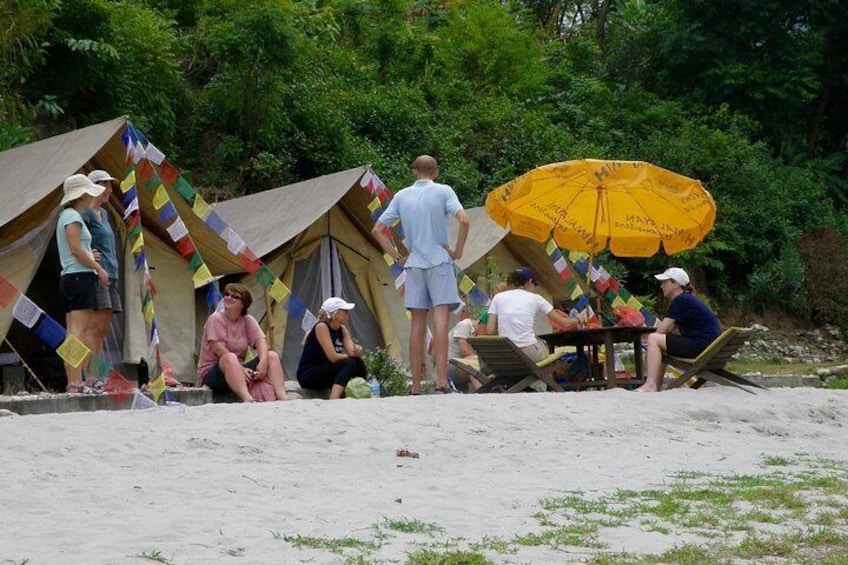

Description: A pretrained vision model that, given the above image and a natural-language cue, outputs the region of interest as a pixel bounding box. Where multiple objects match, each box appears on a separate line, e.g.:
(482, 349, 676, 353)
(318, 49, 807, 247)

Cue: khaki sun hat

(61, 174, 105, 206)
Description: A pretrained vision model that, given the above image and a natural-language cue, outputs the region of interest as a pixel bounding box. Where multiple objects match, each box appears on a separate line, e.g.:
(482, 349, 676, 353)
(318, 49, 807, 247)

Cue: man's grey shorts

(404, 263, 461, 310)
(95, 278, 123, 313)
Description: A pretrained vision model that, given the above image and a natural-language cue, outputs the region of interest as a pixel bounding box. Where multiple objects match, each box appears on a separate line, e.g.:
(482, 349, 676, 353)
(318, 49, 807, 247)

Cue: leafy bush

(797, 230, 848, 324)
(363, 347, 408, 397)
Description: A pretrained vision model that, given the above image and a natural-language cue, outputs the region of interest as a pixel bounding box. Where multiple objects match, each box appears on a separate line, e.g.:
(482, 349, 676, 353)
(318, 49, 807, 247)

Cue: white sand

(1, 387, 847, 564)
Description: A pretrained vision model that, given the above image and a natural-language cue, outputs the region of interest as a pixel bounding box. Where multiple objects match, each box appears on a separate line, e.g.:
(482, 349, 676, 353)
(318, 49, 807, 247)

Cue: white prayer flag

(131, 142, 145, 164)
(301, 310, 318, 333)
(145, 143, 166, 165)
(590, 266, 601, 282)
(359, 169, 373, 189)
(123, 198, 139, 218)
(166, 218, 189, 242)
(394, 270, 406, 289)
(149, 328, 160, 359)
(553, 256, 567, 273)
(226, 229, 246, 255)
(12, 294, 42, 328)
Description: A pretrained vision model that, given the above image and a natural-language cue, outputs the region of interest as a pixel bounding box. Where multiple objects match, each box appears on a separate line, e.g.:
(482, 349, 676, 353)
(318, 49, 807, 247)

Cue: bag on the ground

(249, 378, 276, 402)
(345, 377, 371, 399)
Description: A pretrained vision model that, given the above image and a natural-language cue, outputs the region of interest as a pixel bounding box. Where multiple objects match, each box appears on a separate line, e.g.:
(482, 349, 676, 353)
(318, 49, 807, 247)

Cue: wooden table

(538, 326, 656, 389)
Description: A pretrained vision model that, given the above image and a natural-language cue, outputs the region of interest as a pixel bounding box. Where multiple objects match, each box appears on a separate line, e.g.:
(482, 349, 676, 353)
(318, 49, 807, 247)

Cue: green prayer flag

(175, 177, 197, 204)
(255, 265, 276, 287)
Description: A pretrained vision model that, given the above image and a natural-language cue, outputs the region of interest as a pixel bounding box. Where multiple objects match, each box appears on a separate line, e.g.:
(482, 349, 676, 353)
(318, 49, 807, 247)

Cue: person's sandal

(66, 383, 95, 394)
(433, 386, 453, 395)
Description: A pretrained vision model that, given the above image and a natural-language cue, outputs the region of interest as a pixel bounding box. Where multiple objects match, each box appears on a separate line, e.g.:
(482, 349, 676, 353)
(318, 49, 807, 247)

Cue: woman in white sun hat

(83, 170, 122, 372)
(636, 267, 721, 392)
(56, 174, 108, 393)
(297, 297, 367, 399)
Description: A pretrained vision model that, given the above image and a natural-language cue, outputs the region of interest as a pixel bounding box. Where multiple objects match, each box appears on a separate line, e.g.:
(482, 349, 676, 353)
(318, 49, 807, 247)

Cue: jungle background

(2, 0, 847, 328)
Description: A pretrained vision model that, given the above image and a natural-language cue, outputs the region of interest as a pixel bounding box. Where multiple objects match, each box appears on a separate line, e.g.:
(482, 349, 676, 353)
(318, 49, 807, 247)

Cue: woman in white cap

(56, 174, 109, 393)
(636, 267, 721, 392)
(83, 170, 122, 368)
(297, 297, 366, 399)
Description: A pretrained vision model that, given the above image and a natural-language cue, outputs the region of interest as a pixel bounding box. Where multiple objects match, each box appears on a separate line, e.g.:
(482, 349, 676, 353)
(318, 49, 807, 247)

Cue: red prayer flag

(174, 237, 195, 258)
(136, 159, 153, 181)
(0, 276, 19, 308)
(105, 370, 135, 403)
(238, 249, 261, 275)
(159, 160, 179, 185)
(607, 278, 621, 293)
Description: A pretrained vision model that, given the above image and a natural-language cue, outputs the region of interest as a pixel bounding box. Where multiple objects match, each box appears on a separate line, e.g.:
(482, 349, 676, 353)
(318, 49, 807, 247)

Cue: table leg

(604, 333, 616, 389)
(633, 339, 645, 383)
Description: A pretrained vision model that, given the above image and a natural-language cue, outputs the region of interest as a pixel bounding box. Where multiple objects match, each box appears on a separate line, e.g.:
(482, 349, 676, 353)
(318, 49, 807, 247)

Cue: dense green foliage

(3, 0, 847, 320)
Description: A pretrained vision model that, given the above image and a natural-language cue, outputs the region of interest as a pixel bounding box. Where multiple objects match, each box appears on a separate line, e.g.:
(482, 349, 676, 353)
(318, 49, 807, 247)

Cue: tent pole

(263, 289, 275, 351)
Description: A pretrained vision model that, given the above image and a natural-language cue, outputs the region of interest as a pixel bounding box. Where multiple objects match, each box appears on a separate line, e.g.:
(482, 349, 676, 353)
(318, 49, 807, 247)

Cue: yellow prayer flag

(570, 285, 583, 300)
(132, 232, 144, 253)
(148, 374, 166, 402)
(458, 275, 474, 294)
(626, 296, 643, 310)
(120, 171, 136, 193)
(406, 310, 412, 320)
(383, 253, 395, 266)
(545, 239, 557, 256)
(152, 185, 170, 210)
(268, 278, 290, 303)
(143, 300, 155, 324)
(56, 334, 90, 368)
(569, 250, 589, 262)
(192, 195, 211, 219)
(192, 264, 213, 288)
(367, 197, 381, 213)
(611, 296, 626, 309)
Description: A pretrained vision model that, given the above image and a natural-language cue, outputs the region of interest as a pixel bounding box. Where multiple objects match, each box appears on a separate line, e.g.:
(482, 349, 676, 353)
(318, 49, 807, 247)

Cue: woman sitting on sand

(486, 267, 578, 363)
(196, 283, 288, 402)
(636, 267, 721, 392)
(297, 297, 367, 399)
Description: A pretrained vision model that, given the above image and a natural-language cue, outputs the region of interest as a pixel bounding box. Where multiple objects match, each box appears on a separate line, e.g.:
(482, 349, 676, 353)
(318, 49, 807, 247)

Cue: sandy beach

(2, 387, 847, 564)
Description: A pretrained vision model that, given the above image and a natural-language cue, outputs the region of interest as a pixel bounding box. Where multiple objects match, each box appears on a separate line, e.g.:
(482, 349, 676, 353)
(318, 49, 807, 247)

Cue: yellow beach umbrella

(485, 159, 716, 280)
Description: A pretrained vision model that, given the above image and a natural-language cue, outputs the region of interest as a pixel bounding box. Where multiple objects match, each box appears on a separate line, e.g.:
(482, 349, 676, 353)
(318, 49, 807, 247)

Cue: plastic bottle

(369, 376, 381, 398)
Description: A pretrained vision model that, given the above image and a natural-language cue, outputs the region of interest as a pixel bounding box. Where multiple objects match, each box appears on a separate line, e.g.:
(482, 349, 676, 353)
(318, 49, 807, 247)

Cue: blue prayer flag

(389, 263, 403, 277)
(204, 211, 227, 236)
(35, 316, 66, 350)
(285, 295, 307, 319)
(158, 201, 177, 224)
(135, 250, 146, 271)
(468, 286, 488, 306)
(122, 187, 137, 206)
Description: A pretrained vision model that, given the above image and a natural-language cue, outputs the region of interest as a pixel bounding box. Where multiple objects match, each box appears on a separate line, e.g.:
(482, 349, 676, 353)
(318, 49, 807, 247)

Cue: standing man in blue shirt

(372, 156, 470, 394)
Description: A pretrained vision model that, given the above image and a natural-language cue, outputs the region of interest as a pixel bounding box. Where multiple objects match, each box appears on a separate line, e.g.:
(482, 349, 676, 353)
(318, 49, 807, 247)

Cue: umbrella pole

(588, 187, 603, 287)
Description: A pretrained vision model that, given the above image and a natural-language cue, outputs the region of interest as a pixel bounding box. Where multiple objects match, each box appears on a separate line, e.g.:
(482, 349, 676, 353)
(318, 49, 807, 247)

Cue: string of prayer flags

(1, 276, 134, 393)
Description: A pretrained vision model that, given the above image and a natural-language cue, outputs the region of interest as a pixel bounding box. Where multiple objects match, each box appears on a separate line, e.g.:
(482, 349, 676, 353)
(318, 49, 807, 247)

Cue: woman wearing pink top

(196, 283, 287, 402)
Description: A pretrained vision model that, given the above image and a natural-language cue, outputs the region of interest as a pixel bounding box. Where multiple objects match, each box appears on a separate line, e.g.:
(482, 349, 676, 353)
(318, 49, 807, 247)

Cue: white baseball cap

(655, 267, 690, 286)
(88, 170, 118, 184)
(321, 297, 355, 314)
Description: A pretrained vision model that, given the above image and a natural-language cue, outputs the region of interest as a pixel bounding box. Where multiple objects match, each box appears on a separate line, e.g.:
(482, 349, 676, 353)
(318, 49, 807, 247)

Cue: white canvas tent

(214, 167, 411, 377)
(452, 206, 572, 334)
(0, 118, 238, 383)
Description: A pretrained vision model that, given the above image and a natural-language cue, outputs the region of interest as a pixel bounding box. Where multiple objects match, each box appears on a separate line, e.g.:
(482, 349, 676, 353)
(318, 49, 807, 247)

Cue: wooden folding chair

(663, 327, 765, 393)
(466, 336, 572, 393)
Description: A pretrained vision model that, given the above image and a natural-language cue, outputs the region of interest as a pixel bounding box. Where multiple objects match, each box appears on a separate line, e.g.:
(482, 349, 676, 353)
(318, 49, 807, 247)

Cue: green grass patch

(382, 517, 444, 535)
(272, 532, 379, 554)
(406, 549, 494, 564)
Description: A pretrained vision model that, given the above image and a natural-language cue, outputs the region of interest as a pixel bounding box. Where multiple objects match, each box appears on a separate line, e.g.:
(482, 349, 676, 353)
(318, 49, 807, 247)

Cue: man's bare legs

(409, 309, 428, 393)
(636, 332, 667, 392)
(431, 304, 450, 388)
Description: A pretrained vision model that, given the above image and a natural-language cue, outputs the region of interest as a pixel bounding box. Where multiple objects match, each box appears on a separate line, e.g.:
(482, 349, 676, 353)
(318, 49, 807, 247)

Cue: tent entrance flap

(282, 237, 385, 378)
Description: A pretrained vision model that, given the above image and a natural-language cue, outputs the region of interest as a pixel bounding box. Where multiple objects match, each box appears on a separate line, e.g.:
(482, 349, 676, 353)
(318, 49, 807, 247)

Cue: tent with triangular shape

(450, 206, 574, 334)
(0, 117, 238, 385)
(214, 167, 410, 377)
